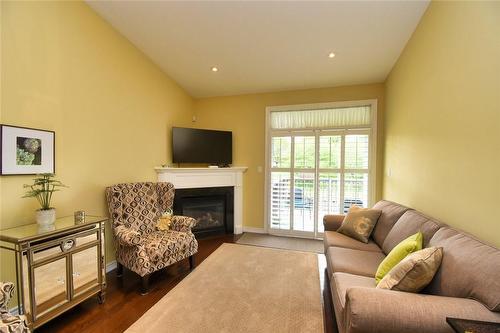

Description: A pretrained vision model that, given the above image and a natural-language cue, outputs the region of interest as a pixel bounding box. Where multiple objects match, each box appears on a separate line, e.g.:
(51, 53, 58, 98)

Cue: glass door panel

(319, 136, 341, 169)
(72, 246, 99, 297)
(293, 172, 315, 232)
(294, 136, 315, 169)
(271, 136, 291, 168)
(345, 134, 369, 169)
(269, 131, 371, 238)
(344, 173, 369, 213)
(318, 173, 341, 233)
(270, 172, 291, 230)
(343, 134, 369, 212)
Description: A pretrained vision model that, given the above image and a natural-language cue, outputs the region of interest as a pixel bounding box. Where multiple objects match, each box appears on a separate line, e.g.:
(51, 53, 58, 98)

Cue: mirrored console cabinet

(0, 216, 107, 330)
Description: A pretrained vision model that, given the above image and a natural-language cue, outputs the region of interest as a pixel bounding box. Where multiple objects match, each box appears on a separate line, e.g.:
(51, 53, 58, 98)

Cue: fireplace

(173, 187, 234, 237)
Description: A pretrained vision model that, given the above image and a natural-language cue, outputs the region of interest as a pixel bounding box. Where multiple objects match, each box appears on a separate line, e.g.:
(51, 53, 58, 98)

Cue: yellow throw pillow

(156, 211, 173, 231)
(375, 232, 423, 284)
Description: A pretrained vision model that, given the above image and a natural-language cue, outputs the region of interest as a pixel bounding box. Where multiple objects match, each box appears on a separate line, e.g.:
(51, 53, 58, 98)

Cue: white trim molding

(155, 167, 248, 234)
(242, 227, 266, 234)
(106, 260, 117, 273)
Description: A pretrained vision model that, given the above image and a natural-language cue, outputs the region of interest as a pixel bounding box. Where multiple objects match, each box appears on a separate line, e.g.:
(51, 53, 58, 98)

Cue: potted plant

(23, 173, 67, 226)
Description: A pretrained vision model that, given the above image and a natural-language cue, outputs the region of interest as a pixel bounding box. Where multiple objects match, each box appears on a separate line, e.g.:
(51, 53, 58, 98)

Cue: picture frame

(0, 124, 55, 175)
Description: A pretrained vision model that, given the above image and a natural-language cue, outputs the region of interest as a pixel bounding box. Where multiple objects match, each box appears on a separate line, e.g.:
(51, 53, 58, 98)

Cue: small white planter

(36, 208, 56, 226)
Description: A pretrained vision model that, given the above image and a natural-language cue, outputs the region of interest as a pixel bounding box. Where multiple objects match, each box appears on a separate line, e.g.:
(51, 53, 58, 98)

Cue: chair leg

(141, 274, 150, 295)
(189, 255, 195, 270)
(116, 262, 123, 278)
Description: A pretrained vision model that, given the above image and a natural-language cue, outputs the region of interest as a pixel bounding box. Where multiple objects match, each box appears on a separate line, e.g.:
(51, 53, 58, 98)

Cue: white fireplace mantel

(154, 167, 248, 234)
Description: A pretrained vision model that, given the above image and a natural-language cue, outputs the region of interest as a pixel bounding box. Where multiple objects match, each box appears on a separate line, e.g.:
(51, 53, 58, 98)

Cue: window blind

(270, 105, 371, 130)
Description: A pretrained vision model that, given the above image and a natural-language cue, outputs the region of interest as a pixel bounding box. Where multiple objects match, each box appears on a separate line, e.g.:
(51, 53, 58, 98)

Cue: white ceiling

(87, 1, 429, 98)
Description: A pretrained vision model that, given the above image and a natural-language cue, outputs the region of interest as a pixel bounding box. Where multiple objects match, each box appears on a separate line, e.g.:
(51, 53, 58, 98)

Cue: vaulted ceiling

(87, 1, 429, 98)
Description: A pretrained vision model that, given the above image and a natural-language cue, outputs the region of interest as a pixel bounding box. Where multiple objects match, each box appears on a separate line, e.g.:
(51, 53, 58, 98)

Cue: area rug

(237, 232, 324, 254)
(126, 243, 324, 333)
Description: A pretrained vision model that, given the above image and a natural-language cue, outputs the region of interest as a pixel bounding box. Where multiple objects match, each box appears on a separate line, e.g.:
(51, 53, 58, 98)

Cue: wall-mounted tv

(172, 127, 232, 165)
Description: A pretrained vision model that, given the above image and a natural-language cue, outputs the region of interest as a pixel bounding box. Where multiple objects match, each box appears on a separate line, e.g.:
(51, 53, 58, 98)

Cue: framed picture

(0, 124, 55, 175)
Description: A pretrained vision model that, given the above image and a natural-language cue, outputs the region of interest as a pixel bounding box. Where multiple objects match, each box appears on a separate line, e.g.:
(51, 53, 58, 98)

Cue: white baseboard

(9, 306, 19, 316)
(106, 260, 117, 273)
(242, 227, 267, 234)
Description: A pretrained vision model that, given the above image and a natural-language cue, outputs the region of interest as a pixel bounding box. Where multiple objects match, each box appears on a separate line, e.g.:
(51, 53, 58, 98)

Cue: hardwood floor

(36, 234, 337, 333)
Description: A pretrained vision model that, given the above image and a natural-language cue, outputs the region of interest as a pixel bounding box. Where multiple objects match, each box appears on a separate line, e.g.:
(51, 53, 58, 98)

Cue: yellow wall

(383, 1, 500, 247)
(0, 1, 193, 282)
(193, 84, 385, 229)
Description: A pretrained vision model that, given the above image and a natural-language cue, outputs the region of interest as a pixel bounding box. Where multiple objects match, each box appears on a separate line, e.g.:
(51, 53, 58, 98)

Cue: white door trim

(264, 99, 378, 238)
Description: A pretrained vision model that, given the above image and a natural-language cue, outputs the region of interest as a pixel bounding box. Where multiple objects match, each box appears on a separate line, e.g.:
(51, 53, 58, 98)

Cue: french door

(267, 129, 372, 238)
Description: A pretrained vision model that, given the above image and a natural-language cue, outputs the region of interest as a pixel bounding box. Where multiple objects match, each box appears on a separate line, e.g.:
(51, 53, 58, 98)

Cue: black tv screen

(172, 127, 232, 165)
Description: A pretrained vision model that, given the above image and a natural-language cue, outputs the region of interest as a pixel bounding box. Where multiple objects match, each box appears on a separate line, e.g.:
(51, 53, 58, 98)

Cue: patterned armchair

(106, 182, 198, 294)
(0, 282, 29, 333)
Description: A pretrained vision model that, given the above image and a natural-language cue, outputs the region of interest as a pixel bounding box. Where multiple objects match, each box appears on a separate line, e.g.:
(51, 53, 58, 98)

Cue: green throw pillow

(375, 232, 423, 284)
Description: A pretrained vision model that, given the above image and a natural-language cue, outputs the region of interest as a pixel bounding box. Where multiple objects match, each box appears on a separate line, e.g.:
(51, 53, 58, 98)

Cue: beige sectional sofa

(323, 200, 500, 333)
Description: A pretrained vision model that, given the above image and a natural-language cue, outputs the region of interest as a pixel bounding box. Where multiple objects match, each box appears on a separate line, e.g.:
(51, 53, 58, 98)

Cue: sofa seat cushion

(330, 272, 375, 332)
(332, 272, 376, 309)
(345, 287, 500, 333)
(324, 230, 382, 253)
(371, 200, 412, 248)
(327, 246, 386, 278)
(427, 227, 500, 312)
(382, 210, 443, 254)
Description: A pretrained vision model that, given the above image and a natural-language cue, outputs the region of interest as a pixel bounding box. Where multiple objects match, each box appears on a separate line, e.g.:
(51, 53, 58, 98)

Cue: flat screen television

(172, 127, 232, 165)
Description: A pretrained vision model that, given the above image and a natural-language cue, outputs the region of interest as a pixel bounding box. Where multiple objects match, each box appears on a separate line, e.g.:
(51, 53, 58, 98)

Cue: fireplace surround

(155, 167, 247, 234)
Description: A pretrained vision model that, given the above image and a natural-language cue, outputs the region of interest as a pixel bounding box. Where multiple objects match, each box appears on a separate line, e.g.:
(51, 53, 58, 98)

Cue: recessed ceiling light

(211, 67, 219, 72)
(328, 52, 336, 58)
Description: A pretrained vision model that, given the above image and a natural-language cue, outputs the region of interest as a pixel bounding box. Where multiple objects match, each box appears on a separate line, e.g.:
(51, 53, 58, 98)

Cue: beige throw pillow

(337, 206, 381, 243)
(377, 246, 443, 292)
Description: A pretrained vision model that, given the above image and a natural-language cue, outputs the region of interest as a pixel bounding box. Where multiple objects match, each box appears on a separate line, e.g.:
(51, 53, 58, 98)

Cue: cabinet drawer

(31, 231, 98, 263)
(75, 232, 97, 247)
(33, 245, 62, 262)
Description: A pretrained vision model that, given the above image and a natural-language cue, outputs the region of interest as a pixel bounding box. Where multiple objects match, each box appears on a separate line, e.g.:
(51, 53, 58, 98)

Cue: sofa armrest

(171, 215, 197, 233)
(114, 225, 142, 246)
(323, 214, 344, 231)
(344, 287, 500, 333)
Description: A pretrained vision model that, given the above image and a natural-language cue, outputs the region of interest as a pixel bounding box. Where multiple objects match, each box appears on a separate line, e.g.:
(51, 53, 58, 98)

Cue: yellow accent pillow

(156, 212, 172, 231)
(375, 232, 423, 284)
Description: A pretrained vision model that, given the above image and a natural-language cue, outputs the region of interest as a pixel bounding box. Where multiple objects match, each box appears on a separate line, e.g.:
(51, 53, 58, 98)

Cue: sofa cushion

(324, 231, 382, 254)
(331, 272, 375, 332)
(372, 200, 412, 247)
(382, 210, 443, 254)
(327, 247, 386, 277)
(345, 287, 500, 333)
(427, 227, 500, 312)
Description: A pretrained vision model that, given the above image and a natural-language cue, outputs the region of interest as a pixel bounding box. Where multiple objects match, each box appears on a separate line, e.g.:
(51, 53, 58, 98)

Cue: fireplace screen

(182, 197, 225, 231)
